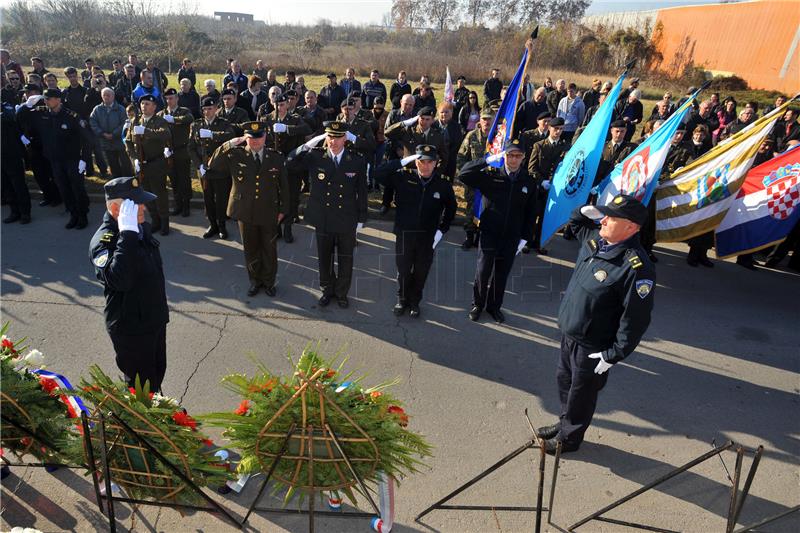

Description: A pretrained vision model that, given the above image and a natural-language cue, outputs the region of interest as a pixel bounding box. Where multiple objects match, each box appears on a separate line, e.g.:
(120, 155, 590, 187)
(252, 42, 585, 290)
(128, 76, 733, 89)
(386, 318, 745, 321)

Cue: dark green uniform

(188, 116, 235, 233)
(528, 137, 569, 249)
(344, 117, 377, 161)
(125, 114, 172, 228)
(456, 127, 488, 237)
(217, 106, 250, 134)
(158, 106, 194, 216)
(208, 141, 290, 289)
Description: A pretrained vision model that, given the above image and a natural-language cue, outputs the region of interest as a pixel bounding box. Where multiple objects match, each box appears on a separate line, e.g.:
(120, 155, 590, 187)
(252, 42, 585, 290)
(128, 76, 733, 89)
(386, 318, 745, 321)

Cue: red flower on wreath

(128, 387, 154, 399)
(388, 405, 409, 427)
(370, 391, 383, 399)
(172, 411, 198, 430)
(39, 377, 59, 395)
(234, 400, 251, 416)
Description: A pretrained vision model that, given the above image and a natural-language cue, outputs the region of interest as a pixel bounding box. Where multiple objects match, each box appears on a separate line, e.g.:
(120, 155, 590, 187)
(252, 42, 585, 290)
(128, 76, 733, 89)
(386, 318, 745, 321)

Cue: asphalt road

(2, 201, 799, 533)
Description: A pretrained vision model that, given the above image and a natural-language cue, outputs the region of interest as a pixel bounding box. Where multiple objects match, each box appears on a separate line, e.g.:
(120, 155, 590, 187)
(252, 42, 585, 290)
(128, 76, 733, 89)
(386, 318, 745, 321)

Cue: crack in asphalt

(395, 320, 417, 401)
(179, 315, 228, 404)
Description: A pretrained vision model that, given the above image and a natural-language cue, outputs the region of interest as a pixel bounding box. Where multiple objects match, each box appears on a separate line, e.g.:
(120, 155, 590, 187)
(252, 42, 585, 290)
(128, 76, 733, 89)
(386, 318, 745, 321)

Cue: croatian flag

(31, 369, 89, 418)
(715, 146, 800, 258)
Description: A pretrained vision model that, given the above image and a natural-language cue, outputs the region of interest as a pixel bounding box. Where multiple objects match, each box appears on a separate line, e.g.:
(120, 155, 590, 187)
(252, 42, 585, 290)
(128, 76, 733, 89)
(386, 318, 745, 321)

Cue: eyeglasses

(7, 77, 19, 81)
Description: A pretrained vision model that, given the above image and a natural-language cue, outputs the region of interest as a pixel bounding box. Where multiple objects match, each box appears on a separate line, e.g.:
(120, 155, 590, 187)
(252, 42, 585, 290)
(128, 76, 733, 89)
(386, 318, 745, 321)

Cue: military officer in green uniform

(188, 97, 236, 239)
(456, 105, 494, 249)
(125, 94, 172, 234)
(339, 97, 377, 161)
(208, 122, 290, 297)
(159, 88, 194, 217)
(384, 106, 448, 172)
(527, 116, 568, 253)
(286, 121, 368, 309)
(217, 88, 249, 133)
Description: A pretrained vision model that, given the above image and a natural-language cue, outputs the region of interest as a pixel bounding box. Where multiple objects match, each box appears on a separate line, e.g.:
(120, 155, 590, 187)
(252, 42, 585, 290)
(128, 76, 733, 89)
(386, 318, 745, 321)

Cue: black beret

(163, 88, 178, 96)
(201, 96, 218, 108)
(23, 83, 41, 92)
(85, 58, 93, 63)
(323, 120, 347, 137)
(242, 121, 266, 138)
(537, 111, 552, 120)
(220, 88, 236, 97)
(416, 144, 439, 160)
(417, 106, 435, 117)
(457, 75, 466, 81)
(104, 176, 156, 204)
(275, 93, 289, 103)
(610, 119, 627, 129)
(139, 94, 157, 103)
(340, 98, 356, 108)
(348, 90, 362, 98)
(675, 123, 686, 132)
(284, 89, 297, 97)
(43, 88, 62, 99)
(548, 117, 565, 127)
(326, 72, 337, 78)
(374, 96, 385, 105)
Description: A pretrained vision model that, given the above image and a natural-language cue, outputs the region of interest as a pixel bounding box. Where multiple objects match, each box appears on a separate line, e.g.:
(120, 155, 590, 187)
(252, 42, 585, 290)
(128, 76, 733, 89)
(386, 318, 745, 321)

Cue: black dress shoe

(49, 200, 61, 208)
(461, 235, 474, 250)
(203, 226, 218, 239)
(318, 294, 332, 307)
(337, 296, 349, 308)
(536, 423, 560, 440)
(170, 205, 182, 216)
(408, 305, 420, 318)
(536, 248, 548, 256)
(181, 204, 191, 217)
(468, 305, 481, 321)
(160, 223, 169, 236)
(20, 214, 31, 225)
(686, 257, 699, 267)
(487, 309, 505, 324)
(264, 285, 276, 297)
(39, 199, 50, 207)
(218, 225, 228, 239)
(75, 215, 88, 229)
(247, 283, 260, 296)
(543, 437, 580, 455)
(699, 257, 714, 268)
(65, 215, 79, 229)
(3, 213, 21, 224)
(283, 224, 294, 243)
(393, 302, 406, 316)
(379, 205, 390, 216)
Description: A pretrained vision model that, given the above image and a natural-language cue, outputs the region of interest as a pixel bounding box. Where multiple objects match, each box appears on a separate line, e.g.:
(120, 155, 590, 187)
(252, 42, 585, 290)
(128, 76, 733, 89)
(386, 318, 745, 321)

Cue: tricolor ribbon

(31, 369, 89, 418)
(370, 472, 395, 532)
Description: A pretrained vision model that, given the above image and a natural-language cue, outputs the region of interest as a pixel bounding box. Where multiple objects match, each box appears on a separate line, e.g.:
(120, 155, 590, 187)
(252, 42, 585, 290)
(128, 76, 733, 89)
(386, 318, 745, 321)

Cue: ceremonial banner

(715, 146, 800, 258)
(444, 66, 454, 103)
(654, 100, 792, 242)
(540, 72, 626, 244)
(598, 88, 700, 206)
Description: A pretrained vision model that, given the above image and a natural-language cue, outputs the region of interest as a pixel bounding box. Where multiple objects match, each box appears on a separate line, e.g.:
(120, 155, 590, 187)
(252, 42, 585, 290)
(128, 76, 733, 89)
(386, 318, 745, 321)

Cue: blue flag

(540, 72, 626, 244)
(597, 87, 701, 206)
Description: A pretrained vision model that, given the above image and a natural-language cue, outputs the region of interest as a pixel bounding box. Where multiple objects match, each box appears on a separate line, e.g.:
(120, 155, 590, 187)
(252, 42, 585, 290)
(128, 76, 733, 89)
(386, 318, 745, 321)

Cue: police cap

(503, 138, 524, 153)
(43, 88, 62, 99)
(581, 194, 648, 226)
(548, 117, 565, 127)
(104, 176, 157, 204)
(415, 144, 439, 160)
(417, 106, 435, 117)
(242, 121, 266, 138)
(324, 120, 347, 137)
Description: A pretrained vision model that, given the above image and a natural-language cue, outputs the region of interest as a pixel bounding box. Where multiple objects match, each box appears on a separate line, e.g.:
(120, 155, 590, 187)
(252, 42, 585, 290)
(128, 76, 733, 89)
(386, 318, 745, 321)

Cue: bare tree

(430, 0, 459, 32)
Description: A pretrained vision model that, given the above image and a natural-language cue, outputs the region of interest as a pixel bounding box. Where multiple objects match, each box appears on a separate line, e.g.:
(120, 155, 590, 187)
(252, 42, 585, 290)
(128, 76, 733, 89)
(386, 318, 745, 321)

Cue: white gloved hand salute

(486, 152, 504, 165)
(400, 154, 421, 166)
(588, 352, 613, 374)
(117, 199, 140, 234)
(199, 128, 213, 139)
(302, 133, 326, 152)
(163, 114, 175, 124)
(78, 160, 87, 174)
(345, 131, 357, 143)
(402, 115, 419, 127)
(272, 122, 287, 133)
(25, 94, 44, 108)
(134, 159, 141, 173)
(198, 164, 206, 177)
(133, 125, 145, 135)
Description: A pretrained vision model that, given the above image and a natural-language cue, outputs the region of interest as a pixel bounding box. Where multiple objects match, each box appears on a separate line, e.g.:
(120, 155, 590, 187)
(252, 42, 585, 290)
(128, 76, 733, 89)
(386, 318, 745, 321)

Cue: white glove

(400, 154, 421, 166)
(163, 147, 172, 158)
(15, 104, 22, 112)
(588, 352, 613, 375)
(541, 179, 551, 191)
(356, 222, 364, 232)
(199, 128, 213, 139)
(117, 199, 139, 233)
(345, 131, 357, 143)
(402, 116, 419, 127)
(20, 135, 30, 146)
(134, 159, 141, 173)
(199, 164, 206, 177)
(273, 122, 287, 133)
(432, 229, 443, 249)
(133, 125, 145, 135)
(25, 94, 44, 108)
(516, 239, 526, 255)
(303, 133, 326, 151)
(486, 152, 504, 164)
(78, 160, 87, 174)
(163, 114, 175, 124)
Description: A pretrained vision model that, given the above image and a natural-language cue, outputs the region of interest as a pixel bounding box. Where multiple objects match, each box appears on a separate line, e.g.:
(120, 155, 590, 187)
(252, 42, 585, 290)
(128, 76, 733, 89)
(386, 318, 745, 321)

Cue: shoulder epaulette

(627, 250, 643, 269)
(99, 231, 115, 243)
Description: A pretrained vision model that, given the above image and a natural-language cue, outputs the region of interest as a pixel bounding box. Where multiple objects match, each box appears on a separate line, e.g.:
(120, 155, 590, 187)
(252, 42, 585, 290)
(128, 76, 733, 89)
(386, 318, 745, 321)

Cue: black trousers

(531, 190, 548, 249)
(102, 148, 133, 178)
(395, 230, 436, 306)
(473, 232, 517, 312)
(141, 162, 169, 221)
(382, 183, 395, 208)
(766, 220, 800, 268)
(1, 155, 30, 216)
(239, 222, 279, 287)
(50, 157, 89, 216)
(109, 325, 167, 393)
(202, 177, 231, 228)
(463, 186, 478, 233)
(640, 200, 657, 253)
(168, 150, 192, 208)
(687, 231, 714, 261)
(556, 335, 608, 446)
(285, 169, 302, 223)
(29, 150, 61, 203)
(316, 229, 356, 298)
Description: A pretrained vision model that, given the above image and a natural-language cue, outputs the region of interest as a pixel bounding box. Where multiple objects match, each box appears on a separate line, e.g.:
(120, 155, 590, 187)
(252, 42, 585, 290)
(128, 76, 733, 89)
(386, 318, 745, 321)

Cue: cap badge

(594, 270, 607, 282)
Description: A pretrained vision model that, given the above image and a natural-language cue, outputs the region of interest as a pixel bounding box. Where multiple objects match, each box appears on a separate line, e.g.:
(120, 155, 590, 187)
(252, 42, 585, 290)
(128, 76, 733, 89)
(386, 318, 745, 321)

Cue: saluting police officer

(89, 177, 169, 392)
(188, 97, 236, 239)
(458, 139, 537, 324)
(536, 195, 655, 454)
(125, 94, 172, 235)
(159, 88, 194, 218)
(286, 121, 368, 308)
(207, 122, 290, 297)
(374, 144, 456, 318)
(526, 116, 568, 253)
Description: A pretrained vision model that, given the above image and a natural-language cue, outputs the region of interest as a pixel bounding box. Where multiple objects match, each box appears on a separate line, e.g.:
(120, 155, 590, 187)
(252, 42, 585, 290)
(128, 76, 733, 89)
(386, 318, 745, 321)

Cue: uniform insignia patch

(588, 239, 597, 251)
(635, 279, 653, 298)
(594, 270, 607, 282)
(614, 195, 624, 205)
(433, 192, 440, 199)
(93, 249, 109, 268)
(99, 232, 114, 243)
(318, 172, 325, 180)
(628, 254, 643, 269)
(522, 186, 528, 194)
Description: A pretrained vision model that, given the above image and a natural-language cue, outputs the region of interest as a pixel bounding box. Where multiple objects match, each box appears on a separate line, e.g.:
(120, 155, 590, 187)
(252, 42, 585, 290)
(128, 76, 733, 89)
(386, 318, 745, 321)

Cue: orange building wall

(653, 0, 799, 93)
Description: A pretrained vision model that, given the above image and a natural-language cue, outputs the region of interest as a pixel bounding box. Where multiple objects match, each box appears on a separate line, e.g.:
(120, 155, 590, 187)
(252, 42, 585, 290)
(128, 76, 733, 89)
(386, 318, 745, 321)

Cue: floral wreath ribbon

(31, 369, 89, 419)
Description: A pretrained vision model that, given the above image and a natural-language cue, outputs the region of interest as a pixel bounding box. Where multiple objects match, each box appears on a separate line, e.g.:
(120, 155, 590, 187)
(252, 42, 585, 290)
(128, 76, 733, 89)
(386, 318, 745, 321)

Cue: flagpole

(510, 26, 538, 138)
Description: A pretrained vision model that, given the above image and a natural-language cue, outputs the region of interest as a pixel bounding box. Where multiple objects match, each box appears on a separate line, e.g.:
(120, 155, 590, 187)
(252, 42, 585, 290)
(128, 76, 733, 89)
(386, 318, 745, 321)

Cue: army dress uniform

(207, 123, 290, 296)
(158, 91, 195, 217)
(373, 145, 457, 317)
(384, 107, 448, 173)
(458, 140, 537, 323)
(286, 122, 368, 307)
(89, 178, 169, 392)
(456, 110, 492, 248)
(546, 196, 655, 452)
(527, 132, 569, 250)
(125, 95, 172, 233)
(217, 104, 250, 134)
(188, 101, 236, 238)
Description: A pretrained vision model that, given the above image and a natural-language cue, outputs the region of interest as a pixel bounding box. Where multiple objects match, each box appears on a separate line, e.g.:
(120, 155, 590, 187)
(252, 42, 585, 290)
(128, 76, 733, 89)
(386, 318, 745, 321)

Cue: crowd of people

(1, 47, 798, 274)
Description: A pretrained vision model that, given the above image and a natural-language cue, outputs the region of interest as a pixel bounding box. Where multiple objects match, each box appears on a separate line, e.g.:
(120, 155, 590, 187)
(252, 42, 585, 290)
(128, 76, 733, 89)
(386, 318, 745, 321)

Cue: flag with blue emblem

(597, 86, 704, 206)
(540, 71, 627, 245)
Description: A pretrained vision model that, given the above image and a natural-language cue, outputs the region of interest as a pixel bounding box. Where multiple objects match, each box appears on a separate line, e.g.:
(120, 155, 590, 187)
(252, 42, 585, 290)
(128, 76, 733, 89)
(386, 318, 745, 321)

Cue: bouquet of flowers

(202, 346, 432, 506)
(0, 323, 75, 462)
(69, 366, 233, 505)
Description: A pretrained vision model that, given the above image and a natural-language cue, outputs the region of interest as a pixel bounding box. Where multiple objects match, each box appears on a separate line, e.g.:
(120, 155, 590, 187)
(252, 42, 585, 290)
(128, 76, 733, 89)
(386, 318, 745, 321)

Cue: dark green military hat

(242, 121, 266, 138)
(324, 120, 347, 137)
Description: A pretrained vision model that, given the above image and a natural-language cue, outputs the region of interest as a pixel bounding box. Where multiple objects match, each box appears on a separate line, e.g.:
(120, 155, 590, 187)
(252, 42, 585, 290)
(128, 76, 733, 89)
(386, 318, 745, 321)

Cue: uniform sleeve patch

(99, 232, 114, 243)
(635, 279, 653, 299)
(93, 249, 110, 268)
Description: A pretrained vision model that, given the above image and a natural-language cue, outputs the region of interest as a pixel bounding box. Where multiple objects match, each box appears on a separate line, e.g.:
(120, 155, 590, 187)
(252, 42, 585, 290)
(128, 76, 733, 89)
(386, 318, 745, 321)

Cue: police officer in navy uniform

(537, 194, 655, 454)
(374, 144, 456, 318)
(458, 139, 537, 324)
(89, 177, 169, 392)
(287, 121, 368, 308)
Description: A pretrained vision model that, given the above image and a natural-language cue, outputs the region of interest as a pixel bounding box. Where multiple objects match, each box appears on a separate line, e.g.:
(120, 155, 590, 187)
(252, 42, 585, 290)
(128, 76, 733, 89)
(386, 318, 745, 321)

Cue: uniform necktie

(254, 152, 261, 164)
